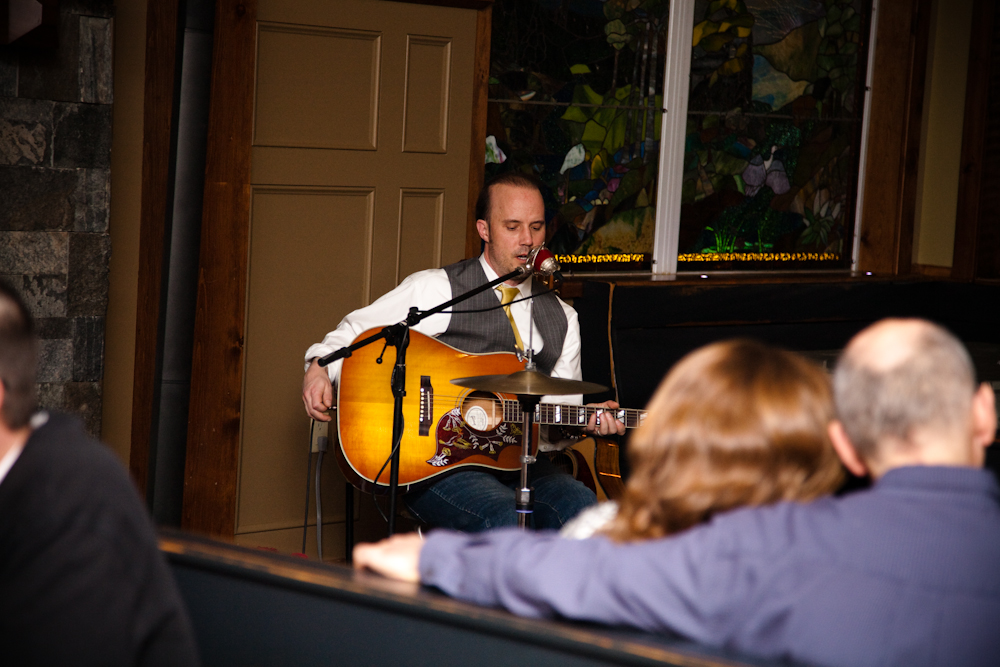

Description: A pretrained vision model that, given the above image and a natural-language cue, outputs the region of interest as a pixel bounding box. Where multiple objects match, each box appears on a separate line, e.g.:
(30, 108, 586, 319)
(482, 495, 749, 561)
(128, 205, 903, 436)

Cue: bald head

(833, 319, 978, 464)
(842, 320, 931, 373)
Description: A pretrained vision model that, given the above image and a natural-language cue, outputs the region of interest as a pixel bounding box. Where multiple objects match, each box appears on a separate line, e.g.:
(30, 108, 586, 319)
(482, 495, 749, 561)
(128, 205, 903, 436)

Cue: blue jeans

(403, 456, 596, 532)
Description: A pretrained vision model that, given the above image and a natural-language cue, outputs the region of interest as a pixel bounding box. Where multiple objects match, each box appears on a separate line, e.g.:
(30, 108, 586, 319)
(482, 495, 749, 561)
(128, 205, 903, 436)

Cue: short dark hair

(0, 279, 38, 429)
(475, 171, 545, 222)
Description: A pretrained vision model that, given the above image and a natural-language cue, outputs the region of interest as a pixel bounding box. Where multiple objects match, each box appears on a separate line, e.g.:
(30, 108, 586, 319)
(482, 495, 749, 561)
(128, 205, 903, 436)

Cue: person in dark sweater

(0, 279, 200, 666)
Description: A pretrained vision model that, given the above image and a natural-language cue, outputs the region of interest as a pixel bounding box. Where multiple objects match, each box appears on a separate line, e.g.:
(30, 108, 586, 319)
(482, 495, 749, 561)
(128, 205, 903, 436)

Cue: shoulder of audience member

(682, 495, 845, 558)
(29, 412, 127, 476)
(18, 412, 155, 535)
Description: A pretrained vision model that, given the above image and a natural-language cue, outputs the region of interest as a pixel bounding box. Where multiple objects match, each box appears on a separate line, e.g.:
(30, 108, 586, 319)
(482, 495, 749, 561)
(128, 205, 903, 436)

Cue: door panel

(241, 188, 373, 534)
(254, 23, 381, 150)
(398, 188, 444, 281)
(402, 35, 452, 153)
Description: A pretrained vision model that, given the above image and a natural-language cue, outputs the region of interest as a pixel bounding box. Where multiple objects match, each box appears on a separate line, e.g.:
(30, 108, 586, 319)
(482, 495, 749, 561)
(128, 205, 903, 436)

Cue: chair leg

(345, 483, 354, 564)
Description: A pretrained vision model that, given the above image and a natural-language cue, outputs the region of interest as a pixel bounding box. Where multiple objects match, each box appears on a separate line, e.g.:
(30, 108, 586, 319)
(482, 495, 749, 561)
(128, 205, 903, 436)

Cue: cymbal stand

(515, 391, 540, 529)
(515, 296, 538, 529)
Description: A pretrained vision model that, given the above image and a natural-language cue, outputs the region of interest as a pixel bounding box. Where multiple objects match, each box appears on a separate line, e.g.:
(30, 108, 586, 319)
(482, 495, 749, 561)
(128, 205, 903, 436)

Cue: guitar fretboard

(502, 400, 645, 429)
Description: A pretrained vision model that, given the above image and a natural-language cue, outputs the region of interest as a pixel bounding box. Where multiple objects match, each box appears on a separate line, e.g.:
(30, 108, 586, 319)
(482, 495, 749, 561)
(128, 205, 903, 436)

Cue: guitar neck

(503, 400, 646, 429)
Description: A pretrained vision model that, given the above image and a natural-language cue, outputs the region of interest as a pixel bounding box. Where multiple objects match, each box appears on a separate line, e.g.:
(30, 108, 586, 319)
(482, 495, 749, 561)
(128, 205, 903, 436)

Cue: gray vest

(439, 259, 568, 375)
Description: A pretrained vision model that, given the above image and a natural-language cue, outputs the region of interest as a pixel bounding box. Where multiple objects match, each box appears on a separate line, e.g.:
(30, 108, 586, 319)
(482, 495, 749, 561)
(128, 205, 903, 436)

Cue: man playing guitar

(302, 172, 624, 531)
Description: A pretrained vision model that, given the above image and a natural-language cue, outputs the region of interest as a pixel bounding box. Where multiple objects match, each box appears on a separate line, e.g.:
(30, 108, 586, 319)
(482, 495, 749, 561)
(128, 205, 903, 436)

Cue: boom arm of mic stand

(316, 266, 525, 368)
(316, 328, 387, 367)
(402, 266, 527, 325)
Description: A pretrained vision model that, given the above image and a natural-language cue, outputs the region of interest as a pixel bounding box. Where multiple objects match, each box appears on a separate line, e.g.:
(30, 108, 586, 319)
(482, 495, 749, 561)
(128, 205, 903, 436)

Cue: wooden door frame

(177, 0, 257, 537)
(129, 0, 183, 500)
(952, 0, 998, 281)
(855, 0, 931, 275)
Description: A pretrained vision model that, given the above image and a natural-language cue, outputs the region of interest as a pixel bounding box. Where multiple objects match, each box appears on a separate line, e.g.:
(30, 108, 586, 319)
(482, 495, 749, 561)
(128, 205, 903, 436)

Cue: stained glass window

(676, 0, 872, 270)
(487, 0, 873, 273)
(487, 0, 671, 272)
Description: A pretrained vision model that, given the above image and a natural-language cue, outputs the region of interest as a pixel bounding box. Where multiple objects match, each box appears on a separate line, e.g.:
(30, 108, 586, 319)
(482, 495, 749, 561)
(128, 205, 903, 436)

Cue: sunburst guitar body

(335, 328, 645, 494)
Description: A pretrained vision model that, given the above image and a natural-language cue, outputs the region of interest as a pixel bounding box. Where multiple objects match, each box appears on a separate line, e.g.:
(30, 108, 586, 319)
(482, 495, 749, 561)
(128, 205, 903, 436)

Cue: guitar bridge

(419, 376, 433, 436)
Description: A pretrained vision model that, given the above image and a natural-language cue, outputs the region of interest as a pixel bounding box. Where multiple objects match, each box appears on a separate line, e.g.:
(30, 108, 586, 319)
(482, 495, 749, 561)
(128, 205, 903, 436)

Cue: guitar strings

(413, 393, 640, 410)
(379, 392, 644, 423)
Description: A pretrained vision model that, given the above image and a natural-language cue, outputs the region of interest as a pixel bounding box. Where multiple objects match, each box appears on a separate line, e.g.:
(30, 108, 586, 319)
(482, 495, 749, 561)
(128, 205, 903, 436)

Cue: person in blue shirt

(354, 318, 1000, 667)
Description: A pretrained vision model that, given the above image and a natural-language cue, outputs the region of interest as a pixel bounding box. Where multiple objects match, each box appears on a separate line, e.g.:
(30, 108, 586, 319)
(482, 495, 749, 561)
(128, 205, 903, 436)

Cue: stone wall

(0, 1, 115, 435)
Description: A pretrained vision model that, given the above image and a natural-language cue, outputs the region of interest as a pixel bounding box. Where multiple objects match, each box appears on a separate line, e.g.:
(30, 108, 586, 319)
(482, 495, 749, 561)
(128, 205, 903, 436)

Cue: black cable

(402, 289, 556, 317)
(428, 288, 555, 316)
(370, 430, 403, 524)
(302, 420, 315, 555)
(315, 447, 325, 561)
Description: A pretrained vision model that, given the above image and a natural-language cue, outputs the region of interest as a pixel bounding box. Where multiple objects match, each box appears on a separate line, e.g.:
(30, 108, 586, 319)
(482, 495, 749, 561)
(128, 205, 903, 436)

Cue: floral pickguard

(427, 408, 522, 467)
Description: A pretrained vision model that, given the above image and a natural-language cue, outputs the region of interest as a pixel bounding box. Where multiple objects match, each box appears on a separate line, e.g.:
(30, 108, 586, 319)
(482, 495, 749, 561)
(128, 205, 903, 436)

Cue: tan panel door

(237, 0, 477, 551)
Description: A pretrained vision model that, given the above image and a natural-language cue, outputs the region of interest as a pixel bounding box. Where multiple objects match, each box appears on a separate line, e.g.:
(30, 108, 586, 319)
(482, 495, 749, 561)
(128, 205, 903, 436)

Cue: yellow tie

(497, 285, 524, 352)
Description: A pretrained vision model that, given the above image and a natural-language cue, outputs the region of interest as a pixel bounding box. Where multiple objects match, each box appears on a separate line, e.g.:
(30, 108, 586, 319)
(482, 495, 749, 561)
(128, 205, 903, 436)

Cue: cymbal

(451, 369, 607, 396)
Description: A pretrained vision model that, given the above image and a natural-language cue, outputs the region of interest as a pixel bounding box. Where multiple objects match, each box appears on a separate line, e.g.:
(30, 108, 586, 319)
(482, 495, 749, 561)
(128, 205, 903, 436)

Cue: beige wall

(103, 0, 146, 463)
(912, 0, 975, 268)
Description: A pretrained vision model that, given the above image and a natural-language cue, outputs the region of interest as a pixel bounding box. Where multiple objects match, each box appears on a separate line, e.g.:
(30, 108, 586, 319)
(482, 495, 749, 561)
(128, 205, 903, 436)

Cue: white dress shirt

(304, 255, 585, 448)
(305, 255, 581, 387)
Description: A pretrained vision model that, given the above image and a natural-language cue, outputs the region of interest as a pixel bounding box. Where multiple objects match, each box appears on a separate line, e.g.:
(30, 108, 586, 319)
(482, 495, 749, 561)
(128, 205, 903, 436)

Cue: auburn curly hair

(603, 339, 843, 542)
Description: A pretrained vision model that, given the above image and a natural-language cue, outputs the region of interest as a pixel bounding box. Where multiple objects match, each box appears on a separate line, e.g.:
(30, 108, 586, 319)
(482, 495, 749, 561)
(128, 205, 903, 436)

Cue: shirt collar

(0, 435, 26, 488)
(875, 465, 1000, 500)
(479, 254, 532, 296)
(0, 411, 48, 488)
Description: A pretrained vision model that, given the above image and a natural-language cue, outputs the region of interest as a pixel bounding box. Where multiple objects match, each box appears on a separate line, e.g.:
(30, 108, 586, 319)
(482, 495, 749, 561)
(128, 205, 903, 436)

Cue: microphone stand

(317, 264, 534, 536)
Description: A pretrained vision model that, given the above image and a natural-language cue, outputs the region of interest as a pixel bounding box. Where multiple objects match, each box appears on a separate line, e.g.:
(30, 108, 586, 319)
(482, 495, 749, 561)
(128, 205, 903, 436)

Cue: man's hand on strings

(303, 359, 334, 421)
(584, 400, 626, 437)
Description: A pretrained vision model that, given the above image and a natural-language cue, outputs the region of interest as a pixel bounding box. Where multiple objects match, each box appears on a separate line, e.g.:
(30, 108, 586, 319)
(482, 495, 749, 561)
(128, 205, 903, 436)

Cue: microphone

(521, 246, 562, 279)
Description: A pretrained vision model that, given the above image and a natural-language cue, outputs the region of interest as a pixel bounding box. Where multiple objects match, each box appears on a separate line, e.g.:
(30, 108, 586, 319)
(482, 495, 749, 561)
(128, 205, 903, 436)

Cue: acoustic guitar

(335, 328, 645, 493)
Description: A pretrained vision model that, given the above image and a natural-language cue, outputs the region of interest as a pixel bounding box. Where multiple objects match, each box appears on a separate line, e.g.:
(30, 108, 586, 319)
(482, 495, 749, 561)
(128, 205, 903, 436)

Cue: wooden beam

(975, 5, 1000, 282)
(856, 0, 930, 275)
(465, 2, 493, 259)
(181, 0, 257, 539)
(953, 0, 998, 281)
(130, 0, 181, 501)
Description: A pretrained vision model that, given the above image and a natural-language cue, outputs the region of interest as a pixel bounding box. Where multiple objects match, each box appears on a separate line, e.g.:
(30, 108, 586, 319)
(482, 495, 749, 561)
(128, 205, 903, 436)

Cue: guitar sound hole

(462, 391, 503, 433)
